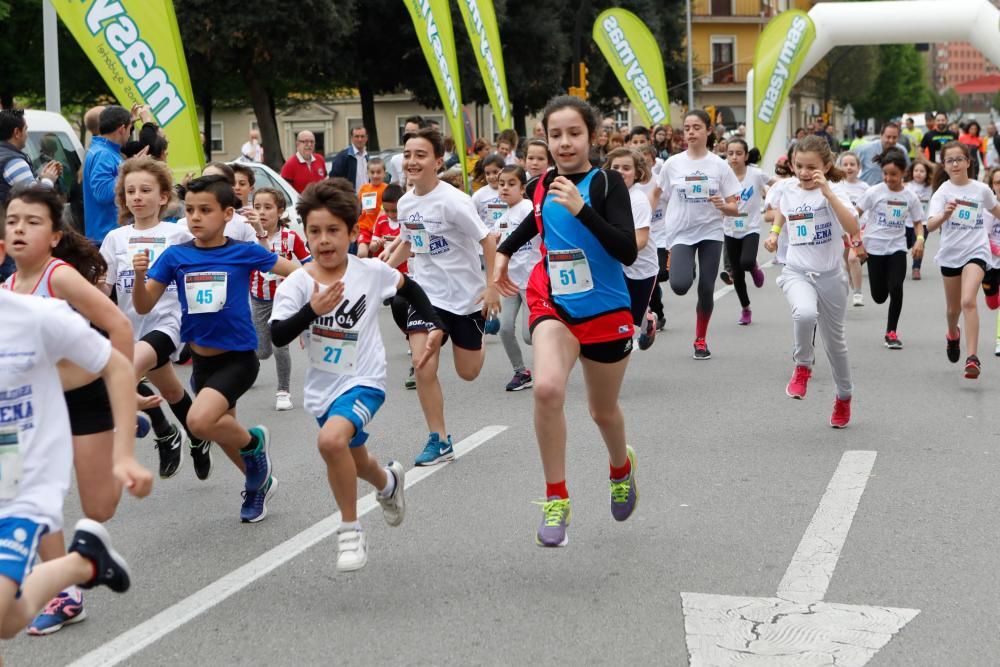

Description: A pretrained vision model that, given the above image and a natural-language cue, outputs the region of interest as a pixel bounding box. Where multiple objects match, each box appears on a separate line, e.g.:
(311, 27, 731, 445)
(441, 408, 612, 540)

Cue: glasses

(944, 157, 968, 165)
(297, 139, 315, 145)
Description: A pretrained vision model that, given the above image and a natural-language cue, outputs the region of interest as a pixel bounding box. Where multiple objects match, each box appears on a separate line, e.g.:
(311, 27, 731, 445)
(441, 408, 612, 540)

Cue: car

(24, 110, 87, 232)
(229, 158, 303, 236)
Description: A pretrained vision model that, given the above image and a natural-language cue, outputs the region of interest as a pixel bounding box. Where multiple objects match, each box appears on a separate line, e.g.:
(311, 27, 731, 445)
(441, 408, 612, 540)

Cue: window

(210, 121, 224, 153)
(711, 37, 736, 84)
(711, 0, 731, 16)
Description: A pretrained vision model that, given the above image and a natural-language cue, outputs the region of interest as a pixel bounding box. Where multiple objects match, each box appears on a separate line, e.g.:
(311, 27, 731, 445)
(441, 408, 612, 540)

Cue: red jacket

(280, 152, 326, 193)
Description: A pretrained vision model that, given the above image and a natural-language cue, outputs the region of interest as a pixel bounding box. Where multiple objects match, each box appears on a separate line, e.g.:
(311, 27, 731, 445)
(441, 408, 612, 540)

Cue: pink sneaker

(738, 308, 752, 326)
(751, 263, 766, 288)
(785, 365, 811, 399)
(830, 396, 852, 428)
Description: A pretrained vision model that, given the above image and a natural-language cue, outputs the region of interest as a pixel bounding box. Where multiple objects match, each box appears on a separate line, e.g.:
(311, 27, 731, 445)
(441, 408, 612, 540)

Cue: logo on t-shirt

(334, 295, 367, 329)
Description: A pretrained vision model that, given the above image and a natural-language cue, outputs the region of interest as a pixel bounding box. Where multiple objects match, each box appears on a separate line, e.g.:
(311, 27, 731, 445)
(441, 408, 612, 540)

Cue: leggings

(905, 227, 923, 269)
(669, 240, 723, 317)
(648, 248, 669, 319)
(723, 233, 760, 308)
(866, 251, 907, 332)
(625, 275, 657, 326)
(499, 291, 531, 372)
(251, 297, 291, 392)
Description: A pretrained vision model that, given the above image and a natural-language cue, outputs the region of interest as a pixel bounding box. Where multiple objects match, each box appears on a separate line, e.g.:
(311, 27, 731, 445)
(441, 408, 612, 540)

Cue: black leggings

(669, 240, 722, 316)
(625, 275, 657, 326)
(867, 251, 907, 332)
(723, 233, 760, 308)
(905, 227, 923, 269)
(648, 248, 669, 319)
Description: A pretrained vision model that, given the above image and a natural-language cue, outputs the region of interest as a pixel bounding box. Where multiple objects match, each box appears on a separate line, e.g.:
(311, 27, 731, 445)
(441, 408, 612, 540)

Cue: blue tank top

(540, 169, 630, 320)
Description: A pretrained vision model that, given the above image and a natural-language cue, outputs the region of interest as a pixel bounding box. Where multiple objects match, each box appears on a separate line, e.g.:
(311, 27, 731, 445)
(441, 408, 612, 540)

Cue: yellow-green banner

(457, 0, 512, 131)
(403, 0, 468, 184)
(52, 0, 203, 178)
(593, 9, 670, 127)
(753, 10, 816, 157)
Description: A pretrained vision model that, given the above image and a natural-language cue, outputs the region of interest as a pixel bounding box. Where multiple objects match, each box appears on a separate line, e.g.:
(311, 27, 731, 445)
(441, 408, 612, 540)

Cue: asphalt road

(7, 234, 1000, 666)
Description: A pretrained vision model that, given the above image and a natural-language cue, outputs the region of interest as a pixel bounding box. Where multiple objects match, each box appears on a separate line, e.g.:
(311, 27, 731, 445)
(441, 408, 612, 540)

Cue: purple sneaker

(535, 497, 571, 547)
(610, 445, 639, 522)
(751, 263, 766, 288)
(738, 308, 752, 326)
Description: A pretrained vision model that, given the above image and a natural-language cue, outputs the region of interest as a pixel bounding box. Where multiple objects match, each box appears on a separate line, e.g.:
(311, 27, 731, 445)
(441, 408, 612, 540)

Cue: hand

(549, 176, 584, 216)
(912, 239, 925, 260)
(378, 247, 391, 262)
(130, 102, 143, 124)
(763, 233, 778, 253)
(813, 169, 831, 193)
(132, 248, 150, 274)
(114, 458, 153, 498)
(40, 160, 62, 181)
(136, 392, 162, 410)
(943, 200, 957, 218)
(709, 194, 726, 211)
(854, 243, 868, 262)
(309, 279, 344, 315)
(242, 208, 263, 234)
(492, 254, 518, 297)
(181, 172, 195, 188)
(478, 284, 501, 319)
(135, 145, 150, 159)
(413, 328, 445, 370)
(138, 104, 154, 125)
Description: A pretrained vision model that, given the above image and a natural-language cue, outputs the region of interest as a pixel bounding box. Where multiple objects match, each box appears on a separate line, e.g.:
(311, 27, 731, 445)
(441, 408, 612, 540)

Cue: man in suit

(330, 126, 369, 193)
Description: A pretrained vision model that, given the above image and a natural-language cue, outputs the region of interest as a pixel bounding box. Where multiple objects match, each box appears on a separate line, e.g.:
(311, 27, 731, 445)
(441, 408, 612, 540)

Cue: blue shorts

(0, 517, 46, 592)
(316, 386, 386, 448)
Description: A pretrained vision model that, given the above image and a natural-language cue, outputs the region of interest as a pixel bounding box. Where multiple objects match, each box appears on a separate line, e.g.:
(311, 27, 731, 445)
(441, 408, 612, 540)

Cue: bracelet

(916, 235, 925, 241)
(770, 224, 781, 235)
(256, 232, 268, 239)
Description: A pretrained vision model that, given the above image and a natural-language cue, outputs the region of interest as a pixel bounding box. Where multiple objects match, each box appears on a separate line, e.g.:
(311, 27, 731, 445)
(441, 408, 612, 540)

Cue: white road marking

(69, 425, 508, 667)
(712, 259, 775, 302)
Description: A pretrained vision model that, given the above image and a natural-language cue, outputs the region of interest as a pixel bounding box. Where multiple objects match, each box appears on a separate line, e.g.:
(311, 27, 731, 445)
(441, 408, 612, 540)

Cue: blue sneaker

(241, 426, 272, 491)
(414, 433, 454, 467)
(241, 476, 277, 523)
(28, 589, 86, 635)
(136, 413, 151, 439)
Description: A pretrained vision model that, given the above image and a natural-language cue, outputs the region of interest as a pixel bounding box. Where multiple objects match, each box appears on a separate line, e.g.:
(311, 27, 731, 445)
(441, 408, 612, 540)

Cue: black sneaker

(154, 426, 184, 479)
(190, 438, 213, 481)
(505, 370, 533, 391)
(693, 337, 712, 360)
(69, 519, 131, 593)
(720, 271, 733, 285)
(964, 355, 981, 379)
(655, 315, 666, 332)
(884, 331, 903, 350)
(946, 329, 961, 363)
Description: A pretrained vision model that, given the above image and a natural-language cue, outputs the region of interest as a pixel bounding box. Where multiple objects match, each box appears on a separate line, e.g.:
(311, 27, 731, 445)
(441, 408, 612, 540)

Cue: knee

(455, 362, 482, 382)
(670, 278, 691, 296)
(533, 378, 565, 411)
(961, 295, 978, 312)
(589, 404, 621, 430)
(256, 348, 272, 361)
(185, 410, 214, 440)
(792, 305, 818, 326)
(80, 495, 118, 523)
(317, 431, 350, 462)
(159, 385, 184, 404)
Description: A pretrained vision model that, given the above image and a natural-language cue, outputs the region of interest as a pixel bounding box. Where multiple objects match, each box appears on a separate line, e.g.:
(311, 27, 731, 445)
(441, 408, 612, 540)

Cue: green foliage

(929, 88, 961, 114)
(852, 45, 929, 124)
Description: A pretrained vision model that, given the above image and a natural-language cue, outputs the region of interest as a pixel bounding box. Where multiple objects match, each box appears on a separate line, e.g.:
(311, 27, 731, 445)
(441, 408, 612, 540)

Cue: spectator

(533, 121, 546, 139)
(789, 126, 807, 148)
(388, 115, 426, 187)
(83, 105, 104, 143)
(920, 112, 958, 163)
(849, 127, 867, 151)
(812, 116, 836, 151)
(329, 126, 369, 192)
(0, 109, 61, 206)
(83, 104, 130, 243)
(856, 122, 908, 186)
(985, 122, 1000, 169)
(443, 136, 460, 169)
(279, 130, 326, 193)
(241, 129, 264, 162)
(901, 117, 923, 159)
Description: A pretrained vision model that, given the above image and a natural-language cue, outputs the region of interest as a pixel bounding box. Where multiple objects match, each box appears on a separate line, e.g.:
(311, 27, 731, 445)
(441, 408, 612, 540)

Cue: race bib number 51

(184, 272, 227, 313)
(547, 249, 593, 295)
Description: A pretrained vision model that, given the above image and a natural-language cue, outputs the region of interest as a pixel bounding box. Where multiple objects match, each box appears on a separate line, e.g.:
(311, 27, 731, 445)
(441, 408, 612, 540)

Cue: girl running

(855, 148, 926, 349)
(983, 167, 1000, 356)
(249, 187, 311, 411)
(763, 135, 860, 428)
(723, 138, 769, 325)
(904, 158, 935, 280)
(654, 110, 741, 359)
(471, 154, 505, 215)
(495, 95, 639, 548)
(637, 144, 669, 332)
(833, 152, 869, 307)
(927, 142, 1000, 378)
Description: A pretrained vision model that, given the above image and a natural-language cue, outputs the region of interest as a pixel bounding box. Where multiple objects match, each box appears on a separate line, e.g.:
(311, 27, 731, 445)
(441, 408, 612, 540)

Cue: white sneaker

(274, 391, 293, 411)
(852, 293, 864, 307)
(336, 528, 368, 572)
(995, 340, 1000, 357)
(377, 461, 406, 527)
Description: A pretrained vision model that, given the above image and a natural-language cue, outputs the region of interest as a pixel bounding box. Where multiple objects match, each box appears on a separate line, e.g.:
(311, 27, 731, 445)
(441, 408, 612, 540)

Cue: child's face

(497, 172, 524, 205)
(991, 171, 1000, 196)
(124, 171, 168, 221)
(793, 151, 829, 190)
(382, 200, 398, 221)
(840, 156, 859, 179)
(233, 173, 253, 204)
(726, 144, 747, 169)
(610, 156, 636, 189)
(484, 164, 502, 188)
(882, 163, 904, 190)
(943, 147, 969, 180)
(525, 146, 548, 178)
(912, 163, 928, 184)
(305, 208, 356, 271)
(368, 164, 385, 186)
(683, 116, 709, 150)
(4, 199, 59, 265)
(184, 191, 233, 242)
(547, 108, 592, 174)
(403, 137, 443, 190)
(253, 194, 283, 232)
(496, 141, 512, 158)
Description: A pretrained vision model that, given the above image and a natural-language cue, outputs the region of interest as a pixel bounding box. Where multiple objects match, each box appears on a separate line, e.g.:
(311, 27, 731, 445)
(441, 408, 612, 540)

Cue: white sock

(340, 520, 361, 532)
(379, 467, 397, 498)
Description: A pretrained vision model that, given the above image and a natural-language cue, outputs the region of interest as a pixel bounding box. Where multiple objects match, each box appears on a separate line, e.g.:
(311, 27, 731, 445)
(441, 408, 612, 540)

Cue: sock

(340, 520, 361, 532)
(138, 383, 172, 438)
(695, 309, 710, 339)
(239, 430, 259, 455)
(610, 457, 632, 480)
(378, 466, 397, 497)
(854, 288, 862, 295)
(546, 480, 569, 499)
(168, 392, 195, 439)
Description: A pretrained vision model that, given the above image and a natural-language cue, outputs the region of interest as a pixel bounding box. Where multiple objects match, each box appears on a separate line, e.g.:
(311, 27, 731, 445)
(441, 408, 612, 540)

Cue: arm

(103, 347, 153, 497)
(763, 211, 786, 253)
(496, 208, 537, 257)
(52, 265, 134, 360)
(824, 185, 860, 238)
(478, 232, 500, 317)
(711, 194, 740, 217)
(90, 152, 120, 204)
(635, 227, 650, 251)
(386, 237, 412, 269)
(131, 250, 169, 314)
(270, 256, 299, 277)
(397, 274, 447, 367)
(926, 198, 956, 233)
(579, 172, 638, 265)
(270, 301, 318, 348)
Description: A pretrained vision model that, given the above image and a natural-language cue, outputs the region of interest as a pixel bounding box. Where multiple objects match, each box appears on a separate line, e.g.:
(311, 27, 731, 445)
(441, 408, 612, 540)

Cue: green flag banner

(403, 0, 468, 183)
(53, 0, 204, 177)
(592, 9, 670, 126)
(753, 10, 816, 156)
(457, 0, 512, 131)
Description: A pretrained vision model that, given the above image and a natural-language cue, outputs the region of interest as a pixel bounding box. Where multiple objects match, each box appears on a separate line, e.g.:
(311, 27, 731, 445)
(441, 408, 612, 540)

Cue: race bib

(184, 272, 227, 313)
(684, 176, 711, 202)
(497, 218, 513, 244)
(309, 325, 359, 375)
(487, 202, 508, 226)
(725, 213, 748, 235)
(0, 428, 22, 501)
(952, 199, 980, 227)
(788, 211, 817, 246)
(127, 237, 167, 267)
(547, 249, 593, 296)
(362, 192, 378, 211)
(885, 200, 907, 226)
(407, 223, 431, 254)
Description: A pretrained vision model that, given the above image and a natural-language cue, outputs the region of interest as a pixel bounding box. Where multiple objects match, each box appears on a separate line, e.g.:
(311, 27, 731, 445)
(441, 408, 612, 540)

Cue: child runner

(904, 158, 935, 280)
(926, 141, 1000, 378)
(269, 179, 443, 571)
(855, 148, 925, 349)
(385, 128, 500, 466)
(763, 135, 860, 428)
(636, 144, 669, 332)
(132, 175, 300, 521)
(495, 95, 639, 548)
(356, 158, 387, 256)
(983, 167, 1000, 355)
(763, 154, 795, 266)
(723, 139, 769, 325)
(471, 154, 506, 224)
(655, 110, 741, 359)
(180, 162, 259, 243)
(524, 139, 553, 181)
(833, 152, 869, 307)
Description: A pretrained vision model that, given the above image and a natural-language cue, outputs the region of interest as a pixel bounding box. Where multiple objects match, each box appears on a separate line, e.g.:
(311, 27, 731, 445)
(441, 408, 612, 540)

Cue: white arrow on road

(681, 450, 919, 666)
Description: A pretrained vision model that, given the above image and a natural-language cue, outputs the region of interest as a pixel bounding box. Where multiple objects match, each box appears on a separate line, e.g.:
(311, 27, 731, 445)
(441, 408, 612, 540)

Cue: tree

(930, 88, 961, 114)
(852, 45, 929, 124)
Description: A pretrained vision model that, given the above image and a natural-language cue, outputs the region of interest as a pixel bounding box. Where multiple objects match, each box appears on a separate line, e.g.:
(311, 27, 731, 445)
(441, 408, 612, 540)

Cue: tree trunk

(513, 99, 527, 139)
(200, 89, 212, 163)
(360, 81, 379, 151)
(244, 73, 284, 172)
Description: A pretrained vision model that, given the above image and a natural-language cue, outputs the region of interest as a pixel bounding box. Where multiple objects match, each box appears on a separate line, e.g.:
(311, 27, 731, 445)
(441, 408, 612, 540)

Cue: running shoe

(946, 329, 961, 363)
(154, 425, 185, 479)
(535, 497, 571, 548)
(404, 366, 416, 390)
(274, 391, 293, 411)
(414, 433, 454, 466)
(751, 263, 766, 288)
(852, 293, 864, 307)
(242, 426, 272, 491)
(912, 268, 921, 281)
(884, 331, 903, 350)
(505, 369, 533, 391)
(336, 527, 368, 572)
(136, 413, 151, 439)
(693, 337, 711, 360)
(656, 315, 666, 332)
(786, 365, 812, 399)
(190, 438, 212, 480)
(69, 518, 131, 592)
(240, 475, 277, 523)
(738, 308, 752, 326)
(987, 292, 1000, 311)
(965, 355, 981, 379)
(28, 590, 86, 635)
(995, 340, 1000, 357)
(638, 311, 657, 350)
(377, 461, 406, 527)
(830, 396, 852, 429)
(610, 445, 638, 522)
(719, 270, 733, 285)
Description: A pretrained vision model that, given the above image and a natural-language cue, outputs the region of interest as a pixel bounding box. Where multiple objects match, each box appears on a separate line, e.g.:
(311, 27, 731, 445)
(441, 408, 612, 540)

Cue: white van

(23, 110, 87, 231)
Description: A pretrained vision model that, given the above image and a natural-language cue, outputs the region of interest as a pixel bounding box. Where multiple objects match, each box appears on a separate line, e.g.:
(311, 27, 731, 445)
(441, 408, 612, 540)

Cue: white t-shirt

(176, 212, 257, 243)
(270, 257, 400, 417)
(778, 182, 855, 273)
(856, 184, 924, 256)
(625, 185, 659, 280)
(904, 181, 932, 222)
(100, 221, 192, 345)
(929, 180, 999, 268)
(724, 166, 769, 239)
(0, 291, 111, 530)
(658, 151, 741, 247)
(765, 177, 793, 264)
(985, 209, 1000, 270)
(471, 186, 502, 225)
(832, 180, 870, 208)
(398, 181, 490, 315)
(492, 199, 538, 289)
(637, 178, 667, 248)
(388, 153, 406, 189)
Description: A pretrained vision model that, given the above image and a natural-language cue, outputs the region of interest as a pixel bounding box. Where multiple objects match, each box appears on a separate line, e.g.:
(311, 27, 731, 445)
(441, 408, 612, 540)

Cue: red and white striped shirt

(250, 228, 311, 300)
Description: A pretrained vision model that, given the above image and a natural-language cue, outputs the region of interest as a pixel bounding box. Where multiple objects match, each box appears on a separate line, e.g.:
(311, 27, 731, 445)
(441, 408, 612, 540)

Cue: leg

(317, 417, 362, 522)
(186, 389, 249, 470)
(695, 240, 723, 335)
(519, 291, 532, 346)
(668, 244, 696, 296)
(847, 248, 863, 294)
(725, 235, 750, 308)
(408, 331, 446, 435)
(961, 263, 986, 357)
(531, 320, 580, 485)
(452, 344, 486, 381)
(499, 293, 526, 372)
(866, 254, 891, 305)
(815, 270, 853, 399)
(273, 343, 292, 393)
(885, 251, 907, 332)
(73, 432, 123, 523)
(0, 556, 93, 639)
(943, 275, 962, 337)
(778, 269, 820, 367)
(580, 356, 630, 469)
(251, 299, 274, 361)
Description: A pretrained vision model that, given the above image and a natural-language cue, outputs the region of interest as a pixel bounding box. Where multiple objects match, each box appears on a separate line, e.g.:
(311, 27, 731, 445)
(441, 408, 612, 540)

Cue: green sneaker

(610, 445, 638, 522)
(404, 366, 416, 390)
(535, 497, 571, 547)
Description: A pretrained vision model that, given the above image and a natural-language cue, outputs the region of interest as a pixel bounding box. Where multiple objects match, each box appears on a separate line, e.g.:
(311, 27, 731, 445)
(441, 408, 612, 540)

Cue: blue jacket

(83, 136, 123, 243)
(329, 146, 364, 189)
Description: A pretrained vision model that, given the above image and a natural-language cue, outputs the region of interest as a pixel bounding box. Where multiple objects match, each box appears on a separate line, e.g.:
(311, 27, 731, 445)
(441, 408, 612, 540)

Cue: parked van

(23, 110, 87, 232)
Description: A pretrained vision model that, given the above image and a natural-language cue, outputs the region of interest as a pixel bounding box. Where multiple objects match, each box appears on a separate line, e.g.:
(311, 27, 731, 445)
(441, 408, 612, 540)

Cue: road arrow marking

(681, 451, 919, 666)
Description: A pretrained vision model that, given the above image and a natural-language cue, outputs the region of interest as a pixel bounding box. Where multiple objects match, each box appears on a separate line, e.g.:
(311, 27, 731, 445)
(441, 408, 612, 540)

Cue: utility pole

(686, 0, 695, 110)
(43, 0, 61, 112)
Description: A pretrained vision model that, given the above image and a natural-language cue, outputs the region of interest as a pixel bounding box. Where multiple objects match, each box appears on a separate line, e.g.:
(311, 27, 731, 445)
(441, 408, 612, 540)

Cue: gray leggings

(499, 291, 532, 372)
(251, 297, 291, 392)
(669, 240, 723, 316)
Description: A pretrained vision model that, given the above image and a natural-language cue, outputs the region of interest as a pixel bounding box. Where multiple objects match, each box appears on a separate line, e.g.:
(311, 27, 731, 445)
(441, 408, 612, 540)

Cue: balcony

(703, 62, 752, 86)
(692, 0, 776, 21)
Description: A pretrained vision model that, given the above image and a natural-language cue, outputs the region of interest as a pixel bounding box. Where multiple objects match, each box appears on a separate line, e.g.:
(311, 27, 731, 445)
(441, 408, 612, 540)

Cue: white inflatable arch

(746, 0, 1000, 170)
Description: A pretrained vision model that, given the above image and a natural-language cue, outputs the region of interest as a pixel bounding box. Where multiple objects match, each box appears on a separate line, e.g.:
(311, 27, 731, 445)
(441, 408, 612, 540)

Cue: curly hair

(116, 156, 175, 226)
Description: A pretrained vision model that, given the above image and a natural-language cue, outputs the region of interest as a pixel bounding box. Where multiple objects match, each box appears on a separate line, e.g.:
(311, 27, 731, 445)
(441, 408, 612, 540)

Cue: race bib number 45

(184, 272, 228, 314)
(309, 325, 359, 375)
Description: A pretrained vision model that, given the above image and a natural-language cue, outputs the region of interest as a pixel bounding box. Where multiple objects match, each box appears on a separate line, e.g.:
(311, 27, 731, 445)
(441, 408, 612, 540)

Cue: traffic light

(579, 63, 589, 99)
(569, 62, 589, 100)
(705, 105, 717, 125)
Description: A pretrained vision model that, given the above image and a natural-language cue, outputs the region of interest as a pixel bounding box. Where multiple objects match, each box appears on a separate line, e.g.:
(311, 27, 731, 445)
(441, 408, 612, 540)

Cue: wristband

(770, 224, 781, 235)
(256, 232, 268, 239)
(916, 235, 925, 241)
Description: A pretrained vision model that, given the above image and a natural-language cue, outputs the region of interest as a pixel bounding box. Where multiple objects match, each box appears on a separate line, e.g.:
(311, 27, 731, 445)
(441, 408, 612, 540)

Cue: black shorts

(580, 337, 633, 364)
(190, 350, 259, 409)
(139, 330, 177, 370)
(64, 379, 113, 436)
(940, 259, 988, 277)
(406, 306, 485, 351)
